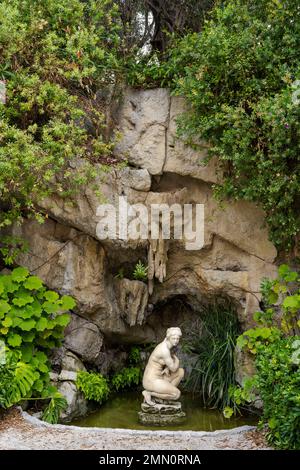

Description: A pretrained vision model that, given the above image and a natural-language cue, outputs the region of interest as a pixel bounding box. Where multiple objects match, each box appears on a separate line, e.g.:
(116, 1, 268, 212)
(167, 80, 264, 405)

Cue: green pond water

(71, 391, 258, 431)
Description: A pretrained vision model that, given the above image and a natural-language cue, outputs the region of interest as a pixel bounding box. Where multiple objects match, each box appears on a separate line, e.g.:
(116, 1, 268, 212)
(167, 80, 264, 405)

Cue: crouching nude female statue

(142, 327, 184, 406)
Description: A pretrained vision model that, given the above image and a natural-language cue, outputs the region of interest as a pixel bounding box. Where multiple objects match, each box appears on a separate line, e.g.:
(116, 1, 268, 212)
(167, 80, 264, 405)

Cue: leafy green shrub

(111, 366, 142, 392)
(183, 300, 241, 409)
(256, 337, 300, 450)
(259, 264, 300, 335)
(0, 266, 74, 422)
(0, 347, 67, 423)
(131, 0, 300, 250)
(237, 265, 300, 355)
(176, 0, 300, 250)
(0, 236, 28, 267)
(236, 326, 282, 355)
(76, 371, 110, 404)
(110, 345, 142, 391)
(228, 265, 300, 449)
(41, 390, 68, 425)
(76, 346, 142, 401)
(0, 348, 36, 408)
(0, 0, 126, 230)
(128, 346, 141, 364)
(229, 336, 300, 449)
(223, 376, 258, 418)
(0, 267, 73, 353)
(132, 261, 148, 282)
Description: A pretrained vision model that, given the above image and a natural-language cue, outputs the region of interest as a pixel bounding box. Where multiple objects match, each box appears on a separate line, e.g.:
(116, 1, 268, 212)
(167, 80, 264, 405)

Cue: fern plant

(0, 348, 67, 423)
(76, 371, 110, 404)
(41, 390, 68, 424)
(8, 361, 36, 406)
(111, 366, 142, 392)
(132, 261, 148, 282)
(0, 348, 35, 406)
(128, 346, 141, 364)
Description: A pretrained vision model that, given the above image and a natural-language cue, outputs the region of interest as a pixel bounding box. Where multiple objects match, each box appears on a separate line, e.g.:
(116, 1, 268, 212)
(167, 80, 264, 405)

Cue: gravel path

(0, 408, 271, 450)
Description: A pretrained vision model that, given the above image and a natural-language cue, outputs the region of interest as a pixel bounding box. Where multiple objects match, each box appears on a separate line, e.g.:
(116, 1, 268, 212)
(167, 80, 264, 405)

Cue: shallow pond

(71, 391, 258, 431)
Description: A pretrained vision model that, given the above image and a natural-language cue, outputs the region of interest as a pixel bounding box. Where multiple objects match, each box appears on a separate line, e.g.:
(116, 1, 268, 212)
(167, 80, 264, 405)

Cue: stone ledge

(19, 407, 258, 438)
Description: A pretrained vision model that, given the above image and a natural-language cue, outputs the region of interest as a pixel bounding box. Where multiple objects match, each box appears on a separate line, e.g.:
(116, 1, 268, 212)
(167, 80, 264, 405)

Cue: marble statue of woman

(142, 327, 184, 406)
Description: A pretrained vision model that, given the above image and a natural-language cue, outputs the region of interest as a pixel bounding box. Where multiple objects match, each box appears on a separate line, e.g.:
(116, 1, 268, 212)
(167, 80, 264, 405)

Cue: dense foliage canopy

(0, 0, 125, 234)
(231, 265, 300, 449)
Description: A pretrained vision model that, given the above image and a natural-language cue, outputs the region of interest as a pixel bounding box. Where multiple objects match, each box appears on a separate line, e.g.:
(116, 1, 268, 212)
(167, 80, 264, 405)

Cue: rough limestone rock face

(11, 218, 113, 317)
(118, 167, 152, 192)
(57, 380, 89, 423)
(114, 90, 222, 184)
(61, 350, 87, 372)
(53, 351, 90, 422)
(163, 95, 222, 184)
(115, 278, 149, 327)
(63, 314, 104, 363)
(11, 87, 278, 361)
(114, 88, 170, 175)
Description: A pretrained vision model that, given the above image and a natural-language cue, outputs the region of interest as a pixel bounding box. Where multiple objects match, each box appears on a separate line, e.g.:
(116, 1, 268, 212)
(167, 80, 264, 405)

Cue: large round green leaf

(2, 317, 13, 328)
(0, 300, 11, 315)
(42, 301, 60, 314)
(44, 291, 59, 302)
(54, 313, 70, 327)
(24, 276, 44, 291)
(12, 294, 34, 307)
(18, 319, 36, 331)
(7, 333, 22, 347)
(60, 295, 76, 310)
(35, 317, 48, 331)
(11, 267, 29, 283)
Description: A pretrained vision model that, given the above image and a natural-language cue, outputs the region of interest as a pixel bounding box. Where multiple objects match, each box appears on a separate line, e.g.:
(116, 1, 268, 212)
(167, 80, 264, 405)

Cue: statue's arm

(163, 353, 179, 373)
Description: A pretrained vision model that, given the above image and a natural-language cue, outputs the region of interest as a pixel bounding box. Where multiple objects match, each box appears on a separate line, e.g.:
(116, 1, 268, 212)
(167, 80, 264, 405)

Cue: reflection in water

(71, 391, 258, 431)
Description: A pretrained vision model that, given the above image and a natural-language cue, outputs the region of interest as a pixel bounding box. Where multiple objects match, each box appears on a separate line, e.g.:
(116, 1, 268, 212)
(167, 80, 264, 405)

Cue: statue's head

(166, 327, 182, 347)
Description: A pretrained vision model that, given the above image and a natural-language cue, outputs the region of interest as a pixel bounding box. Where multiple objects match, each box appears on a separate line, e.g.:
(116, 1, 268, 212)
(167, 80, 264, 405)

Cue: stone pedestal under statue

(138, 327, 186, 426)
(138, 397, 186, 425)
